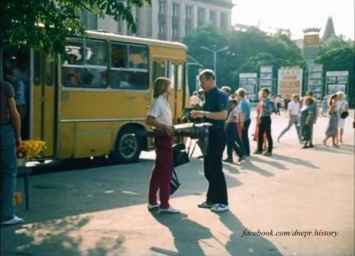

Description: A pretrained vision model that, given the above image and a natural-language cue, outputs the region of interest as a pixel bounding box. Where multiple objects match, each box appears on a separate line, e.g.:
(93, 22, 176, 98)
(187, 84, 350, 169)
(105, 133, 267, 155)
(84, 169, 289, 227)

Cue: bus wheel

(112, 129, 141, 164)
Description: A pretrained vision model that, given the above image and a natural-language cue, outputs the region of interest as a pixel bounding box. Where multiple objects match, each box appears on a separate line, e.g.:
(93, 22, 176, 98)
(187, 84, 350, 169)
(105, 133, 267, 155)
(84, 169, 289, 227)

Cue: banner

(308, 64, 323, 99)
(239, 73, 257, 101)
(278, 67, 303, 97)
(259, 65, 273, 95)
(326, 71, 348, 95)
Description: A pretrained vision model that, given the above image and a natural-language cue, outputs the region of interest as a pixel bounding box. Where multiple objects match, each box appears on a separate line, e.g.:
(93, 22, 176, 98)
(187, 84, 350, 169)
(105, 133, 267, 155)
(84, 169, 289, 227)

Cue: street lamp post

(200, 45, 229, 83)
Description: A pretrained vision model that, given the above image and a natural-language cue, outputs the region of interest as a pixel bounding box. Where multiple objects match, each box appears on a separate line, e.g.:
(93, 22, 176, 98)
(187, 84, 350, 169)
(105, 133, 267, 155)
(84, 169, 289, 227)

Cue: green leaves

(1, 0, 151, 56)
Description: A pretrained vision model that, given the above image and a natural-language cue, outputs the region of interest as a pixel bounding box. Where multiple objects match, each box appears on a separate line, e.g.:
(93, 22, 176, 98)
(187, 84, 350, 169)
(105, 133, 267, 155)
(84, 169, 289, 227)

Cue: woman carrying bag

(146, 77, 180, 214)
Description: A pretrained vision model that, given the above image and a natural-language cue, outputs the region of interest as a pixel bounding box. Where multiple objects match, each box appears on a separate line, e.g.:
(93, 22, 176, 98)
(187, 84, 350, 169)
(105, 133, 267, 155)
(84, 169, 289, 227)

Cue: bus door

(32, 51, 57, 157)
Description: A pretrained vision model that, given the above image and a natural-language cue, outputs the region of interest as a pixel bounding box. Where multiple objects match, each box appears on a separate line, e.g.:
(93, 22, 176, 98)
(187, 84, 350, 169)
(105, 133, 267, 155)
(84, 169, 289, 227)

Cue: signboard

(325, 71, 348, 95)
(259, 65, 273, 96)
(239, 73, 257, 101)
(308, 64, 323, 99)
(278, 66, 303, 97)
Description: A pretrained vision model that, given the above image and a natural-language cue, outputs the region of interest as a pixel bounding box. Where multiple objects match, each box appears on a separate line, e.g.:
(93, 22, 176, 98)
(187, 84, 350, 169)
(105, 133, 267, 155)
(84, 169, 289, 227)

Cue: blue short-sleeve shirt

(260, 98, 274, 117)
(239, 98, 251, 121)
(203, 87, 228, 128)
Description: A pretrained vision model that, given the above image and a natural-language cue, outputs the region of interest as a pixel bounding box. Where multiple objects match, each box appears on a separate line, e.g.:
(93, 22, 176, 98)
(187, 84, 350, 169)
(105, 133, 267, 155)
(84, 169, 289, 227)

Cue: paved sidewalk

(1, 113, 354, 256)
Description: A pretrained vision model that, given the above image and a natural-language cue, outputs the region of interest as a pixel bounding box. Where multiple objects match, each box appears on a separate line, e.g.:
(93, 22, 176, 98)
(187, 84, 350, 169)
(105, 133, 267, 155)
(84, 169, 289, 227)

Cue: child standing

(224, 99, 246, 163)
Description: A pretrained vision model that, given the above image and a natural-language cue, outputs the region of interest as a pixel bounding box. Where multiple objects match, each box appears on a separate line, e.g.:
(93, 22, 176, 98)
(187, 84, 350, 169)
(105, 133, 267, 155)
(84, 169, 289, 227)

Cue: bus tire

(112, 128, 142, 164)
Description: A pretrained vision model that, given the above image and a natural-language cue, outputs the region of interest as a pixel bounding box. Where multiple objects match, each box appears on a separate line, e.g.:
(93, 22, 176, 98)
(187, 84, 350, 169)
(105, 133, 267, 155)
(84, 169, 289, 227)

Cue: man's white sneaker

(1, 216, 24, 225)
(159, 206, 180, 214)
(148, 203, 160, 210)
(210, 204, 229, 212)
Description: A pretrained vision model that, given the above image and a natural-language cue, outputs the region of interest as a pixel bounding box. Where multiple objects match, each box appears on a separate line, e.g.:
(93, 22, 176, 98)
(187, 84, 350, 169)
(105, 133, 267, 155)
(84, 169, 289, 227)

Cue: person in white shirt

(146, 77, 179, 214)
(277, 94, 301, 143)
(335, 91, 349, 144)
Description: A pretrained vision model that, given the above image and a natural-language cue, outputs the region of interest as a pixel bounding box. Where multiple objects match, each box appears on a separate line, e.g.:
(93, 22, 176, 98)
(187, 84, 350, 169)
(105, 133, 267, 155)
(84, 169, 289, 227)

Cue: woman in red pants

(146, 77, 179, 214)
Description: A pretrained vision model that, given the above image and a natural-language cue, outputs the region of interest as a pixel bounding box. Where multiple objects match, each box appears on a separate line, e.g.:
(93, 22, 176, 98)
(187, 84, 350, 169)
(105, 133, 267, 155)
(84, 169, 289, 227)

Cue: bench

(17, 167, 32, 210)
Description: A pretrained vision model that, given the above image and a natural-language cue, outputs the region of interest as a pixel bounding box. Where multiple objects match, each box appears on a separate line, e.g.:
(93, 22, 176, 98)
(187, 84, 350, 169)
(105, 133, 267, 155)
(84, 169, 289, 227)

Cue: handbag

(170, 168, 180, 195)
(339, 101, 348, 119)
(173, 143, 190, 167)
(340, 111, 349, 119)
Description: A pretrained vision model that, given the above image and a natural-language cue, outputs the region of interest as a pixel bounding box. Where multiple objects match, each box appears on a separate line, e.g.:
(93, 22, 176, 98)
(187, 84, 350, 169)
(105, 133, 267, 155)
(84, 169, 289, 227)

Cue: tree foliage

(183, 25, 305, 93)
(0, 0, 150, 55)
(315, 36, 355, 106)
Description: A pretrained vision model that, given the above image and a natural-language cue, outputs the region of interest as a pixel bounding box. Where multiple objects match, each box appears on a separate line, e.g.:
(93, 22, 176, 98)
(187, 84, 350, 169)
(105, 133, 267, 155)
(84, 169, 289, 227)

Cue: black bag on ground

(173, 143, 190, 167)
(170, 168, 180, 195)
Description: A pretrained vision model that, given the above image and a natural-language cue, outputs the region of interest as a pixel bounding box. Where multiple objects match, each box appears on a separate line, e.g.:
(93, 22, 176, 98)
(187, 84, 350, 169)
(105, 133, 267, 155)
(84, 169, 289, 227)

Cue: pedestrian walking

(191, 69, 229, 212)
(335, 91, 349, 144)
(323, 94, 339, 147)
(1, 81, 23, 225)
(299, 96, 314, 149)
(306, 91, 318, 148)
(278, 94, 301, 143)
(253, 91, 267, 150)
(146, 77, 179, 214)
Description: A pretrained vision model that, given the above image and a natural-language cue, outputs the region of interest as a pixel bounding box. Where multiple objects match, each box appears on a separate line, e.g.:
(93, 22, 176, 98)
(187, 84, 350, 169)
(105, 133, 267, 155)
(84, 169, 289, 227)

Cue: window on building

(185, 25, 192, 35)
(159, 22, 166, 35)
(220, 12, 228, 27)
(81, 10, 98, 30)
(198, 8, 205, 24)
(172, 25, 179, 37)
(185, 6, 192, 19)
(172, 3, 179, 17)
(159, 1, 166, 15)
(210, 11, 216, 24)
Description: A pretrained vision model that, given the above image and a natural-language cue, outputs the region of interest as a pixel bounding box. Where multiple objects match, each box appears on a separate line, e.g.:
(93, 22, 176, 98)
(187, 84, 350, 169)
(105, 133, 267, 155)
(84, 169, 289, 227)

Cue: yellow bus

(1, 31, 188, 163)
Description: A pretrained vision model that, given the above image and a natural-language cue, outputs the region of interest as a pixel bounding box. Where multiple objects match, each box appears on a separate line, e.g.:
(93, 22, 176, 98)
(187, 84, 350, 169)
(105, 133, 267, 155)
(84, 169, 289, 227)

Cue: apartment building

(81, 0, 234, 41)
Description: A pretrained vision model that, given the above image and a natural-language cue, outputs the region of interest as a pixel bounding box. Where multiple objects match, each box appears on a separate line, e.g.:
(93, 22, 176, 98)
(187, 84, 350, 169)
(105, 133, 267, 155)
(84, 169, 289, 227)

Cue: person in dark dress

(299, 96, 314, 149)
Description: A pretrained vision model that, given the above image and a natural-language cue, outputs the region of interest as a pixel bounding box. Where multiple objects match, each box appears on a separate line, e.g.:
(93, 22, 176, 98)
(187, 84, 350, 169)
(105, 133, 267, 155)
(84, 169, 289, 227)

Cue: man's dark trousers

(203, 128, 228, 205)
(241, 119, 251, 155)
(257, 116, 273, 153)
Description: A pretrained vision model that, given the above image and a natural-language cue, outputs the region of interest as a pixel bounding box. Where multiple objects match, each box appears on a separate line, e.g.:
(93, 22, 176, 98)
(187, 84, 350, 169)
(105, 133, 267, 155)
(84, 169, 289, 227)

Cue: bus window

(170, 63, 175, 90)
(177, 64, 183, 90)
(110, 42, 148, 90)
(62, 38, 108, 88)
(45, 56, 53, 85)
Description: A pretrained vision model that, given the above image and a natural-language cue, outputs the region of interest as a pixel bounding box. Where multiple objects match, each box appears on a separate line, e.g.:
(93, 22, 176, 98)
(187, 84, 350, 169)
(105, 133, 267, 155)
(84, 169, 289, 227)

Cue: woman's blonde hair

(153, 77, 171, 98)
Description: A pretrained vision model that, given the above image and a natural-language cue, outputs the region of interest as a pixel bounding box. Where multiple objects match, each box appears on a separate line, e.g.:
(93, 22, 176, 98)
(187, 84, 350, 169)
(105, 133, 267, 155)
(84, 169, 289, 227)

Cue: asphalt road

(1, 111, 354, 256)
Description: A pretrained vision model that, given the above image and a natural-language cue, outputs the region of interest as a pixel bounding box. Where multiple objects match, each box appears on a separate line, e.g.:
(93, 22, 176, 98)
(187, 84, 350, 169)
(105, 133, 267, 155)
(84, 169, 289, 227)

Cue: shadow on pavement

(149, 212, 212, 256)
(249, 156, 289, 171)
(148, 211, 282, 256)
(1, 215, 124, 256)
(313, 145, 354, 155)
(217, 211, 283, 256)
(270, 154, 320, 169)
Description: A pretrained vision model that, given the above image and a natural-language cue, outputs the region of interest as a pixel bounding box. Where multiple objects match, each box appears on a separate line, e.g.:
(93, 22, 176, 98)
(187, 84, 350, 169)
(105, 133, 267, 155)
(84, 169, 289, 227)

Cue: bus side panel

(57, 123, 75, 159)
(42, 81, 56, 157)
(74, 122, 112, 158)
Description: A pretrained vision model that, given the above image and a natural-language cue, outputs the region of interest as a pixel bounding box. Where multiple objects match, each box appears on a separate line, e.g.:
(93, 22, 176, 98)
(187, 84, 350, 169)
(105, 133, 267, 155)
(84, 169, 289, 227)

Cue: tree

(183, 25, 305, 94)
(315, 37, 355, 107)
(0, 0, 150, 55)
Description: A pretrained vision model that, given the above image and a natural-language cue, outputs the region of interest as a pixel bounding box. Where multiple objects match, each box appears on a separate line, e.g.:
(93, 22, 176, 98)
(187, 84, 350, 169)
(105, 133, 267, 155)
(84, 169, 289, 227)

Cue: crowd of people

(145, 69, 350, 215)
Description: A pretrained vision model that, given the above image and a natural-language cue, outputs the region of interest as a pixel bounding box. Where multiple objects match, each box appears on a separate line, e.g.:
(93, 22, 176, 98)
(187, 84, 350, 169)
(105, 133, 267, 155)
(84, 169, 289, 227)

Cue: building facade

(81, 0, 234, 41)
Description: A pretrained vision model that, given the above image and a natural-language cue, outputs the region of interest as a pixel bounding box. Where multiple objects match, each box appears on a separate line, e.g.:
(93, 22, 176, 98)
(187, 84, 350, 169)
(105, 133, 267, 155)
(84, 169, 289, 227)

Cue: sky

(232, 0, 355, 40)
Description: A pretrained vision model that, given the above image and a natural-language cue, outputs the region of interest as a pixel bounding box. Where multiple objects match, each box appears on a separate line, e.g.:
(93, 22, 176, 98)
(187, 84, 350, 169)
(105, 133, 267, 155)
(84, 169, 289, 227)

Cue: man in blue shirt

(254, 88, 274, 156)
(191, 69, 229, 212)
(235, 88, 251, 156)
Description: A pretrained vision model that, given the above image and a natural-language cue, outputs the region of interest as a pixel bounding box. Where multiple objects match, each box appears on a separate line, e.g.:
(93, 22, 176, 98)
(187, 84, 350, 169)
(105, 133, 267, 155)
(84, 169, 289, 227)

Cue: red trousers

(148, 136, 173, 208)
